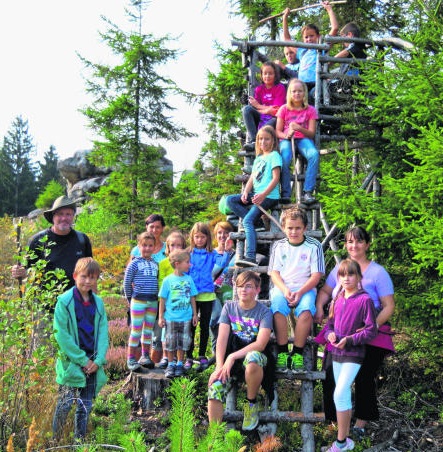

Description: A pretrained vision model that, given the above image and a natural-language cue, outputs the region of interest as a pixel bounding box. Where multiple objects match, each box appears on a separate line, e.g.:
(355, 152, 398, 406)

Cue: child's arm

(252, 166, 281, 205)
(287, 118, 317, 140)
(123, 263, 134, 301)
(282, 7, 292, 41)
(292, 271, 323, 305)
(208, 322, 231, 386)
(158, 297, 166, 328)
(241, 176, 254, 204)
(322, 1, 339, 37)
(270, 269, 296, 303)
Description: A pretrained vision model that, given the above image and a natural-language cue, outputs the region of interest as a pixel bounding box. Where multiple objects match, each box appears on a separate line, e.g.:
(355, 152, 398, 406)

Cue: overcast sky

(0, 0, 245, 179)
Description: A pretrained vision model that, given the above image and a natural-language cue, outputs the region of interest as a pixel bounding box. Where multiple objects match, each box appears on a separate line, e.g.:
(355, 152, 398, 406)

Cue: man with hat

(12, 196, 92, 290)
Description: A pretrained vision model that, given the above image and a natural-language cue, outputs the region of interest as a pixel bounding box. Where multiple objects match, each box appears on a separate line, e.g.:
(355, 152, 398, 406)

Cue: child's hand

(241, 192, 249, 204)
(334, 337, 347, 349)
(249, 97, 259, 108)
(327, 332, 337, 344)
(282, 7, 290, 17)
(83, 360, 98, 376)
(321, 1, 333, 11)
(158, 317, 165, 328)
(252, 192, 265, 205)
(192, 314, 199, 327)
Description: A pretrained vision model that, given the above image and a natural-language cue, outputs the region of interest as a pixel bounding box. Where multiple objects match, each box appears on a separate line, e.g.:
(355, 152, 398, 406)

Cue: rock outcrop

(58, 148, 173, 201)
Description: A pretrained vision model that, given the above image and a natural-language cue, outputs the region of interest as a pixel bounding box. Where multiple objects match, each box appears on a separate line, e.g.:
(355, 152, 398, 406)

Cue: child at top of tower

(242, 61, 286, 152)
(282, 1, 339, 97)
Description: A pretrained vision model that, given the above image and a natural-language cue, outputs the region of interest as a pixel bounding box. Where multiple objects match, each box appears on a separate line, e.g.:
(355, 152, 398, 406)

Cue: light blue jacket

(53, 287, 109, 395)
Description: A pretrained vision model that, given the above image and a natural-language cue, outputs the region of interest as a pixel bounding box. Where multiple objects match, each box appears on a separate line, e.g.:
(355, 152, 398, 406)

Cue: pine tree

(79, 0, 192, 236)
(0, 116, 38, 216)
(37, 145, 62, 191)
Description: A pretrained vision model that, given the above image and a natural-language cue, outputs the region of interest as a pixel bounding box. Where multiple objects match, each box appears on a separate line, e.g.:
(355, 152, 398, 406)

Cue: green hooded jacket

(53, 287, 108, 396)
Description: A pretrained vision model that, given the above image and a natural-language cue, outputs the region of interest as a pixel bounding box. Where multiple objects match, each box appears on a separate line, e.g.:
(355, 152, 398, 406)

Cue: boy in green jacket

(52, 257, 108, 442)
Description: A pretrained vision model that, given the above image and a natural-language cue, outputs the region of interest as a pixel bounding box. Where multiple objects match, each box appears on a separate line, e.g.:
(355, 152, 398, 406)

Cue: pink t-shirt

(254, 83, 287, 128)
(277, 104, 318, 139)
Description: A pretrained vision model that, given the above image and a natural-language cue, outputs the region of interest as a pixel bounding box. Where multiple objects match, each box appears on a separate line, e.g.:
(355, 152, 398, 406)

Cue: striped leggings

(128, 298, 158, 351)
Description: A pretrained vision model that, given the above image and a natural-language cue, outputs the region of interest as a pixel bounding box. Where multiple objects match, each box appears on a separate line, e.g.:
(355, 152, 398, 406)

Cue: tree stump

(132, 368, 170, 411)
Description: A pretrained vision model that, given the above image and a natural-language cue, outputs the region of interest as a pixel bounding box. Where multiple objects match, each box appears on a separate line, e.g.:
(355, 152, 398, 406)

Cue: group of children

(124, 221, 234, 379)
(233, 2, 365, 267)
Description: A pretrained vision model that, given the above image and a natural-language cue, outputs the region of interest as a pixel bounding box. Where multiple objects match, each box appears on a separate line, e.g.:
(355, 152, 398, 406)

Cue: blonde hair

(165, 231, 187, 256)
(74, 257, 101, 277)
(214, 221, 233, 235)
(281, 206, 308, 227)
(168, 250, 191, 267)
(286, 78, 309, 109)
(189, 222, 213, 252)
(255, 125, 278, 156)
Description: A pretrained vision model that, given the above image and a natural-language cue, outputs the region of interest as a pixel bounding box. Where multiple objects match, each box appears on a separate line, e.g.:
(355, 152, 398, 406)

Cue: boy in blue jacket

(52, 257, 108, 442)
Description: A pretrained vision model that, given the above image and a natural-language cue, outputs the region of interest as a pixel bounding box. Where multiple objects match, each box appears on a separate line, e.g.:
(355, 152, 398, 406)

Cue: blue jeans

(279, 138, 319, 196)
(242, 104, 277, 143)
(226, 193, 278, 259)
(52, 373, 97, 440)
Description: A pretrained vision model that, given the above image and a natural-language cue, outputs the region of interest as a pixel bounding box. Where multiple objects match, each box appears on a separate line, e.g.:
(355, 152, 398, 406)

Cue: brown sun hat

(44, 196, 77, 224)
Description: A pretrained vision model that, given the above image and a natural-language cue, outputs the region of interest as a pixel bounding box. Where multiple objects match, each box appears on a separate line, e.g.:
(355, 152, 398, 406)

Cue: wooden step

(223, 410, 325, 424)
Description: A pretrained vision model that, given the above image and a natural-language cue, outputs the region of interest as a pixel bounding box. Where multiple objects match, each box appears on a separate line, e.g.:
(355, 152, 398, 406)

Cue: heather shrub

(108, 318, 129, 347)
(105, 345, 128, 380)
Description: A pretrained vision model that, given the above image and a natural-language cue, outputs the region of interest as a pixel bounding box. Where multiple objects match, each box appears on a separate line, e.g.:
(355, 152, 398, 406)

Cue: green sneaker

(290, 353, 305, 372)
(242, 402, 259, 430)
(276, 352, 290, 373)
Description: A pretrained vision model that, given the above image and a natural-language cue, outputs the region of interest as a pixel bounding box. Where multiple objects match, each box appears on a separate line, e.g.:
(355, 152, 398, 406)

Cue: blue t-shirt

(159, 273, 198, 322)
(252, 150, 282, 200)
(298, 48, 317, 84)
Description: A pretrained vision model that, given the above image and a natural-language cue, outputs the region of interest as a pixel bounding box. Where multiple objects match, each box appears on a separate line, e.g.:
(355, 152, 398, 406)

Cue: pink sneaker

(321, 438, 355, 452)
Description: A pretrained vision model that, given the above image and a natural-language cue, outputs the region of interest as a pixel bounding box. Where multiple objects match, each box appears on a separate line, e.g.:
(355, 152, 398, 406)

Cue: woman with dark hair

(130, 214, 167, 263)
(315, 226, 395, 440)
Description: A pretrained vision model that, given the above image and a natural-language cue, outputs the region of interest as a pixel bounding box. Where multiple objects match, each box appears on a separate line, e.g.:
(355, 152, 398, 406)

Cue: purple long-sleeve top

(325, 289, 377, 364)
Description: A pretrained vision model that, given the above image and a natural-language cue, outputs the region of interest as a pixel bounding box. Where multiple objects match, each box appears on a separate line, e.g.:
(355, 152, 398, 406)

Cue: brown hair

(214, 221, 233, 235)
(260, 61, 281, 84)
(329, 259, 362, 319)
(74, 257, 101, 277)
(281, 207, 308, 227)
(235, 270, 261, 288)
(137, 232, 156, 245)
(340, 22, 360, 38)
(189, 222, 213, 252)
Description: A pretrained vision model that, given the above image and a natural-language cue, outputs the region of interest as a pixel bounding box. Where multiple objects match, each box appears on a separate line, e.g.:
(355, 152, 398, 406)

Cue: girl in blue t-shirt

(226, 125, 282, 267)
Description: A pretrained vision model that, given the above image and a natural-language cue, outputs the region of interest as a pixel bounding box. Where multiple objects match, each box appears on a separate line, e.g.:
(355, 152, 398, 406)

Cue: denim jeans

(279, 138, 319, 196)
(242, 105, 277, 143)
(226, 193, 278, 259)
(52, 373, 96, 440)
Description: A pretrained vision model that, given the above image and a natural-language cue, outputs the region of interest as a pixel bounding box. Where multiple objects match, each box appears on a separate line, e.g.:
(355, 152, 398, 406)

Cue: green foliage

(0, 249, 67, 449)
(0, 116, 38, 216)
(35, 180, 65, 209)
(167, 377, 244, 452)
(91, 391, 144, 448)
(37, 145, 62, 191)
(75, 203, 124, 238)
(79, 1, 192, 236)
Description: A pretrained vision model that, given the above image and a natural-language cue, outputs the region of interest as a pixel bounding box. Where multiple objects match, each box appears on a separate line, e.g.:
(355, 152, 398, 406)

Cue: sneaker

(138, 355, 154, 369)
(301, 191, 316, 204)
(351, 426, 365, 441)
(158, 357, 169, 369)
(184, 358, 194, 371)
(175, 363, 185, 377)
(276, 352, 289, 373)
(127, 357, 142, 372)
(321, 438, 355, 452)
(242, 402, 260, 430)
(197, 357, 209, 372)
(236, 257, 257, 267)
(290, 353, 305, 372)
(243, 142, 256, 152)
(164, 364, 176, 379)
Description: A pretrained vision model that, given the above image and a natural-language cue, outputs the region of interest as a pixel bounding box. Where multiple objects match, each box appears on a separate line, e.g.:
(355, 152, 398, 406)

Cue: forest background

(0, 0, 442, 450)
